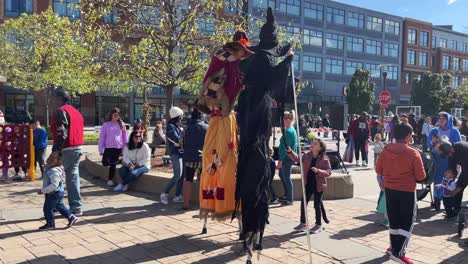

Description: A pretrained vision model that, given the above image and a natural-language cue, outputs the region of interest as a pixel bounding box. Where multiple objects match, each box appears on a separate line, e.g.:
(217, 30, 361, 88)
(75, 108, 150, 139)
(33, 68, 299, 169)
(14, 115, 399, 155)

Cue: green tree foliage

(410, 72, 452, 114)
(0, 8, 99, 125)
(346, 69, 375, 114)
(442, 84, 468, 112)
(84, 0, 242, 127)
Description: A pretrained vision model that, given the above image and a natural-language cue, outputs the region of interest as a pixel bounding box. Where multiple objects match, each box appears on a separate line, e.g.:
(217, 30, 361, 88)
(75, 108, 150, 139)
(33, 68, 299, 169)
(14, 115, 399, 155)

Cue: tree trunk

(165, 85, 174, 120)
(142, 87, 151, 142)
(44, 87, 50, 128)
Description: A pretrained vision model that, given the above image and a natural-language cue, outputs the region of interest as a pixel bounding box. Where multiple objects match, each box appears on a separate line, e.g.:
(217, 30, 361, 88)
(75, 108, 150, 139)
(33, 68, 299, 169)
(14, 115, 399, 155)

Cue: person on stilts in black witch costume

(233, 7, 294, 264)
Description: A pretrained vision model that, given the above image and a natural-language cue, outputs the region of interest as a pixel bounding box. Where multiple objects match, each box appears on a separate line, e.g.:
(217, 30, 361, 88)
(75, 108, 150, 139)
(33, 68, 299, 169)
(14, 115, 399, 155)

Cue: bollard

(29, 127, 35, 181)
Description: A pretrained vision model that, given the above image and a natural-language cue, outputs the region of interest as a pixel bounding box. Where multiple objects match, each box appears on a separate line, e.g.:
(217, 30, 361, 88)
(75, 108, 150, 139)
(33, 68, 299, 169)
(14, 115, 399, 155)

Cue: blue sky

(335, 0, 468, 33)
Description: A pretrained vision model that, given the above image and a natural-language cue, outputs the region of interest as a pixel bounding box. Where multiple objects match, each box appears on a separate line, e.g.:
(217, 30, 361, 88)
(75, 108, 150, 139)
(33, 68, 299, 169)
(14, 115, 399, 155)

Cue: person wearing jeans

(350, 112, 371, 167)
(114, 131, 151, 192)
(31, 120, 48, 177)
(160, 107, 185, 205)
(51, 87, 84, 216)
(278, 111, 298, 206)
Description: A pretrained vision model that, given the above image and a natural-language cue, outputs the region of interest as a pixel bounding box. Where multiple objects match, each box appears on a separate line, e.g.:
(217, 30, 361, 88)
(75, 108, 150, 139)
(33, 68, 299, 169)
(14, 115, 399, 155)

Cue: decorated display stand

(0, 124, 35, 181)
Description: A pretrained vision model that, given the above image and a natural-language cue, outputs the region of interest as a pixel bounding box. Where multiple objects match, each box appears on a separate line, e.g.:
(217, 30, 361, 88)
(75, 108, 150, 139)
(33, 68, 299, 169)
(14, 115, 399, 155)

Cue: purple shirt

(98, 121, 127, 154)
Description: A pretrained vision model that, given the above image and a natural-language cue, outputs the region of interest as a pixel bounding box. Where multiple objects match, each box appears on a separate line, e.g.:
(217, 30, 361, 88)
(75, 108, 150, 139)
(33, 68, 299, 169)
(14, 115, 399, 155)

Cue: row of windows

(301, 29, 400, 57)
(432, 36, 468, 52)
(407, 50, 430, 67)
(442, 56, 468, 72)
(253, 0, 400, 35)
(297, 55, 399, 79)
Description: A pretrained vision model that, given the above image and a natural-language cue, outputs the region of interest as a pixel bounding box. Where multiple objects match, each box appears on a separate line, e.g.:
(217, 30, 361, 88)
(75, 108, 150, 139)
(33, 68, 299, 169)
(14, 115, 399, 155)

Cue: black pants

(35, 148, 46, 176)
(300, 175, 323, 225)
(184, 166, 199, 182)
(14, 167, 27, 174)
(102, 148, 122, 181)
(386, 188, 416, 257)
(443, 196, 457, 217)
(268, 166, 277, 200)
(449, 185, 466, 217)
(354, 139, 368, 162)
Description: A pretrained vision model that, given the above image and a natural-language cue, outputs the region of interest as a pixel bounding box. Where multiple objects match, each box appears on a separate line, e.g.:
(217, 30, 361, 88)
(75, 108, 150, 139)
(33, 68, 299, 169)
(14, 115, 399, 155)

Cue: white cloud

(448, 0, 457, 5)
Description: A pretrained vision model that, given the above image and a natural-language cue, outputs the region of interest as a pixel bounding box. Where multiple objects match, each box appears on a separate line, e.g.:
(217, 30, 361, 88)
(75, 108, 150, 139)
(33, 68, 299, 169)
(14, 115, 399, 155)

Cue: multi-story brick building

(400, 18, 468, 104)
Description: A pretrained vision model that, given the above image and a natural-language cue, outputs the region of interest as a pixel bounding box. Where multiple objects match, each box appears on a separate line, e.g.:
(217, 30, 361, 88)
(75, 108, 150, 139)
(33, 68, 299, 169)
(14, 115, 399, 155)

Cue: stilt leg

(246, 236, 253, 264)
(238, 215, 243, 240)
(201, 216, 207, 234)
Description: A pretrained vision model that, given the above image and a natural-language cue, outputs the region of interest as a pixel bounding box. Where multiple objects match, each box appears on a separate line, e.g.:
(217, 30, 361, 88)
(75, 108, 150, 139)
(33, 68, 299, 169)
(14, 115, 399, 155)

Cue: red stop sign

(379, 91, 392, 107)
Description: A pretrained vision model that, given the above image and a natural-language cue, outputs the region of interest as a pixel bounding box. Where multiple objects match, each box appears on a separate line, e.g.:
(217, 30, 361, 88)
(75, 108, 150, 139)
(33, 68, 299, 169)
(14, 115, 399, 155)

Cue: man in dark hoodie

(376, 123, 426, 264)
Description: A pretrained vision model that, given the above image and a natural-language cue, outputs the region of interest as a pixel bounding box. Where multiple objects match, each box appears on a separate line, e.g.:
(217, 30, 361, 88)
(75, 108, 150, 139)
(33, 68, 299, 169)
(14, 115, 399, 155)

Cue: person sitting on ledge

(114, 131, 151, 192)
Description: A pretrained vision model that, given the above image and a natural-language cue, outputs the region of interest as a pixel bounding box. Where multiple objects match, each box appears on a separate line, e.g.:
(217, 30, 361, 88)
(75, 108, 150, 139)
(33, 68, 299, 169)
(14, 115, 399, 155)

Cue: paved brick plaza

(1, 154, 467, 264)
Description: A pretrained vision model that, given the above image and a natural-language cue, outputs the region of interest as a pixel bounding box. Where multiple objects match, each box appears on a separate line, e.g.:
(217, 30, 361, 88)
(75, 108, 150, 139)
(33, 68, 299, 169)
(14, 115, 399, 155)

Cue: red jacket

(349, 118, 371, 141)
(289, 151, 332, 193)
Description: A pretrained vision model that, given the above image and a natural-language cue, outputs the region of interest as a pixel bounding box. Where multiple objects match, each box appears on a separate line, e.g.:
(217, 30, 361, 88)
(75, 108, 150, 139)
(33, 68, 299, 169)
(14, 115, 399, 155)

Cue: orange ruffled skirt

(199, 113, 238, 220)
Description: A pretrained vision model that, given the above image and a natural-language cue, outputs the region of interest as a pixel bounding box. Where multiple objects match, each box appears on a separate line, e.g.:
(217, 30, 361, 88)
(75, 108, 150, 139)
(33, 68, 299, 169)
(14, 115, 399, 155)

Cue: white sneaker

(363, 161, 368, 167)
(173, 195, 184, 203)
(113, 184, 124, 192)
(310, 224, 322, 234)
(107, 180, 115, 186)
(122, 184, 129, 192)
(160, 193, 169, 205)
(355, 160, 360, 166)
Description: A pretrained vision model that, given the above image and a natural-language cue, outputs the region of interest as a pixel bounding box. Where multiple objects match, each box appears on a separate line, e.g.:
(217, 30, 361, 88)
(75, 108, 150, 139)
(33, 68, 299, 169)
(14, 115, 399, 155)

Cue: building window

(463, 59, 468, 72)
(449, 40, 457, 50)
(5, 0, 33, 17)
(458, 43, 468, 53)
(347, 12, 364, 28)
(303, 29, 323, 46)
(4, 94, 34, 121)
(325, 58, 343, 75)
(407, 50, 416, 65)
(384, 20, 400, 35)
(384, 66, 398, 80)
(419, 52, 428, 67)
(53, 0, 80, 20)
(253, 0, 275, 8)
(303, 55, 322, 72)
(198, 16, 215, 33)
(293, 54, 300, 71)
(440, 38, 447, 48)
(326, 7, 345, 24)
(224, 0, 242, 14)
(346, 61, 363, 75)
(103, 8, 119, 24)
(443, 55, 450, 70)
(453, 76, 460, 87)
(283, 25, 301, 41)
(408, 28, 417, 45)
(405, 72, 410, 84)
(279, 0, 300, 16)
(432, 36, 437, 48)
(366, 16, 382, 32)
(347, 36, 364, 53)
(420, 31, 429, 47)
(304, 2, 323, 20)
(453, 57, 460, 71)
(365, 63, 380, 78)
(326, 33, 344, 50)
(383, 43, 399, 58)
(365, 40, 382, 55)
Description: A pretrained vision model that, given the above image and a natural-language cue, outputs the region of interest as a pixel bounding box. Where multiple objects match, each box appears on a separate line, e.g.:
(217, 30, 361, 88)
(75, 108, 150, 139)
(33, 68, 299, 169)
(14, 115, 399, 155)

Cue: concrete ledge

(81, 156, 354, 203)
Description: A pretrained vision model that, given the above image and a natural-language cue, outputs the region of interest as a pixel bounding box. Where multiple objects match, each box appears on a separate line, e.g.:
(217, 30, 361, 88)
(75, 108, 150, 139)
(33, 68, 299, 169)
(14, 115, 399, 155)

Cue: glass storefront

(96, 96, 130, 125)
(5, 93, 34, 123)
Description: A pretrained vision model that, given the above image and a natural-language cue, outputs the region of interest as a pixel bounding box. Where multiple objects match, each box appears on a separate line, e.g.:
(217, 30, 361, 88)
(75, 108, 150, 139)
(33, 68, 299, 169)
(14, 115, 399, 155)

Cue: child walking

(373, 134, 384, 167)
(38, 152, 78, 230)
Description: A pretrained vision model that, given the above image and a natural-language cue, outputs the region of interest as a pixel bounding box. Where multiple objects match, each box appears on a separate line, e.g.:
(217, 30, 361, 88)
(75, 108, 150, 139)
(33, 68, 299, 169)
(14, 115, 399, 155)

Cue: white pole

(291, 62, 313, 264)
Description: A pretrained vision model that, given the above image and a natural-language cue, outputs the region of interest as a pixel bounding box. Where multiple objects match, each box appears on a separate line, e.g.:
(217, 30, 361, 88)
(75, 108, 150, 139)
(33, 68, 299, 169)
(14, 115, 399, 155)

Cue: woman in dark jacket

(182, 109, 208, 209)
(160, 107, 184, 205)
(289, 139, 331, 234)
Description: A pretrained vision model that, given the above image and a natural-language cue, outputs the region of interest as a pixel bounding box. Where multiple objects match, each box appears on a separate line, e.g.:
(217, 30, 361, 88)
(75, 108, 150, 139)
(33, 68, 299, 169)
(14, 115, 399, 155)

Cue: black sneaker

(67, 215, 78, 227)
(278, 196, 288, 201)
(38, 224, 55, 230)
(269, 198, 279, 204)
(281, 201, 293, 206)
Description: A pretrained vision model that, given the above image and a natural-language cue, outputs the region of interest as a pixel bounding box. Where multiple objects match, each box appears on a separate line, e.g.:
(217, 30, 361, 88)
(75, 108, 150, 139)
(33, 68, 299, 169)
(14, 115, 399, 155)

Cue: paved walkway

(1, 141, 468, 264)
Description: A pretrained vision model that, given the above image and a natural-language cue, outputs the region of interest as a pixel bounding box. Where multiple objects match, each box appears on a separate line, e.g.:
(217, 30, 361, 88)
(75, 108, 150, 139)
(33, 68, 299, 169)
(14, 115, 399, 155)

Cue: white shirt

(122, 143, 151, 169)
(422, 123, 433, 136)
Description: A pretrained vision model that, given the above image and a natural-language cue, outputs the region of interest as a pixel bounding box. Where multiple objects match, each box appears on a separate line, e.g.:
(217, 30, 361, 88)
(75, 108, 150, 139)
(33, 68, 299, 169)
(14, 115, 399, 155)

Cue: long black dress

(235, 45, 292, 241)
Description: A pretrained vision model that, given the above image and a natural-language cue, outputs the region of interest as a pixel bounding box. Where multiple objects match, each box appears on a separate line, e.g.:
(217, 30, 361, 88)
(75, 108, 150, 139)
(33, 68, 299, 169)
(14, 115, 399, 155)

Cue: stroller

(416, 150, 436, 204)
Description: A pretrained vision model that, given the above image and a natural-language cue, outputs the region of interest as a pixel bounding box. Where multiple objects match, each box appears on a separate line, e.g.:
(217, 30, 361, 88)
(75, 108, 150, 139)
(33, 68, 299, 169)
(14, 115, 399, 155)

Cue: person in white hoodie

(114, 131, 151, 192)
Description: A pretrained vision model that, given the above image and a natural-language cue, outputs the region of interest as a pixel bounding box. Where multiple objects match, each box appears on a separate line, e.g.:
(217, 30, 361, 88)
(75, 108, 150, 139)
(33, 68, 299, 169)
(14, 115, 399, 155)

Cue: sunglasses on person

(134, 135, 142, 138)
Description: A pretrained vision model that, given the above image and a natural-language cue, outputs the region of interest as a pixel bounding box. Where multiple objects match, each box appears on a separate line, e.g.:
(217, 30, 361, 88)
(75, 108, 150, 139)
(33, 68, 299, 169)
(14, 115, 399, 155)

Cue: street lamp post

(380, 72, 388, 125)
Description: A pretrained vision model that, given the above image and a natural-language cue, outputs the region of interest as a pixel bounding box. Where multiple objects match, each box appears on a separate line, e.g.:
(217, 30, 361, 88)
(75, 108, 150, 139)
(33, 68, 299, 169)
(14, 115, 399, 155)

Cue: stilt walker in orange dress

(196, 30, 253, 234)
